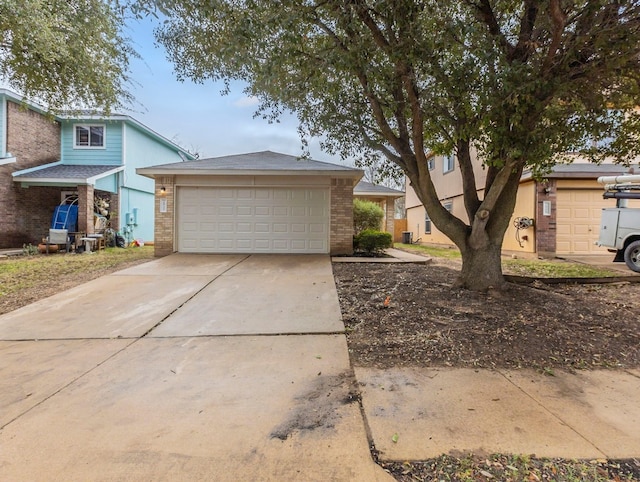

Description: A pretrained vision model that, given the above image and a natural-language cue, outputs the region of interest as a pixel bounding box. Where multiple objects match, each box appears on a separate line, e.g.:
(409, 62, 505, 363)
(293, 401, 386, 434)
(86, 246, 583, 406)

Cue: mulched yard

(333, 259, 640, 371)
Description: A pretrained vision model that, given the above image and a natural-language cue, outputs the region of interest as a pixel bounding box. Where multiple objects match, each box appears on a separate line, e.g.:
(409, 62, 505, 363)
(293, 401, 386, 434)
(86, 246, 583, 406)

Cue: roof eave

(355, 191, 404, 198)
(137, 168, 364, 179)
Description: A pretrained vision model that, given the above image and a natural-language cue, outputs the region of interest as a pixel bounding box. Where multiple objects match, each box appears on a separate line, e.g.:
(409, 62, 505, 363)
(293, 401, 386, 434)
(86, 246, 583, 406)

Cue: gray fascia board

(355, 191, 404, 198)
(137, 168, 364, 179)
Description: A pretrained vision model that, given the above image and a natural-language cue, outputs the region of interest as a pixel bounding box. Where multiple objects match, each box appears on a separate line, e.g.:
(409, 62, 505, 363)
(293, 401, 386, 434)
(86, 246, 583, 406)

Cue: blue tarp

(51, 204, 78, 231)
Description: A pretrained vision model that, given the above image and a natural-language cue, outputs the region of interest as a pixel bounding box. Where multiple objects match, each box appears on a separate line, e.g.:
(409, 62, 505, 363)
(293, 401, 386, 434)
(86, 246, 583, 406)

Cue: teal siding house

(8, 96, 195, 245)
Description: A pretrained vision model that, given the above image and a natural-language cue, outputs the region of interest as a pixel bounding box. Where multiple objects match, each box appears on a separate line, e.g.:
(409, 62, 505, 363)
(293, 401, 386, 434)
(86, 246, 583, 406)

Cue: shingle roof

(13, 164, 123, 184)
(522, 163, 640, 180)
(137, 151, 363, 177)
(354, 180, 404, 197)
(14, 164, 118, 179)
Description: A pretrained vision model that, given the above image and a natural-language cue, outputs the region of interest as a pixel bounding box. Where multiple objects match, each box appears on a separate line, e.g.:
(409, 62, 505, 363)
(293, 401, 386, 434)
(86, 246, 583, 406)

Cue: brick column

(330, 178, 355, 255)
(154, 176, 175, 257)
(77, 184, 94, 235)
(536, 179, 557, 256)
(385, 199, 395, 233)
(107, 192, 119, 231)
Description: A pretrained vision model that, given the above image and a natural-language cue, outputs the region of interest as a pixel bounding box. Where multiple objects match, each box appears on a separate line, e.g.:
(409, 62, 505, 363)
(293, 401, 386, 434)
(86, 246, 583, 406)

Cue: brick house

(137, 151, 364, 256)
(1, 89, 195, 249)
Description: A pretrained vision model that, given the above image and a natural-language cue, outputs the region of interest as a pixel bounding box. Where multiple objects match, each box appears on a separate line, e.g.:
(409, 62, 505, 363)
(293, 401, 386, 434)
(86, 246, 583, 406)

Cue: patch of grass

(0, 247, 154, 299)
(394, 243, 462, 259)
(503, 258, 619, 278)
(395, 243, 620, 278)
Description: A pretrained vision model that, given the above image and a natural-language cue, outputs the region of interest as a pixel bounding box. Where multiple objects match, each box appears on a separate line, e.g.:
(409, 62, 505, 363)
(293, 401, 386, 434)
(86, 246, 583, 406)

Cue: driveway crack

(139, 255, 251, 338)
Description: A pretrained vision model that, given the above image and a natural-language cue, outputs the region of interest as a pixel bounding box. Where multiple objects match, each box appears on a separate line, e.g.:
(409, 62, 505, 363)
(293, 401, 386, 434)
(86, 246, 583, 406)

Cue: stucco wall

(502, 181, 537, 254)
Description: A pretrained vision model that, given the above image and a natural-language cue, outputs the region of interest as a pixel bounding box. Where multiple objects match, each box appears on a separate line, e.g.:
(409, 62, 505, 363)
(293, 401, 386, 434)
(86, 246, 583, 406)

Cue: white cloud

(233, 96, 260, 107)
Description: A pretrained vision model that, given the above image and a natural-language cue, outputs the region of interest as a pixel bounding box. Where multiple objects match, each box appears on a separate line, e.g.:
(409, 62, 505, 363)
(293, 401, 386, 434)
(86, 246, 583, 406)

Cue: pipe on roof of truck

(603, 191, 640, 199)
(598, 174, 640, 184)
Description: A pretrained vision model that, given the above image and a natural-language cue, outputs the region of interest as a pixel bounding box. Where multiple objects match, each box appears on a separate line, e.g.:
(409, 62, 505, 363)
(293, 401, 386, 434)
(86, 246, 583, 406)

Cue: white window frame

(443, 154, 455, 174)
(73, 124, 106, 149)
(427, 157, 435, 171)
(424, 211, 431, 234)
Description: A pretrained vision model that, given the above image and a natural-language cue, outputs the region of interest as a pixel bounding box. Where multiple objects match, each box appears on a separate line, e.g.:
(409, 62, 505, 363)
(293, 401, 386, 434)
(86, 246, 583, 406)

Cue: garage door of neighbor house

(556, 189, 609, 255)
(177, 186, 330, 253)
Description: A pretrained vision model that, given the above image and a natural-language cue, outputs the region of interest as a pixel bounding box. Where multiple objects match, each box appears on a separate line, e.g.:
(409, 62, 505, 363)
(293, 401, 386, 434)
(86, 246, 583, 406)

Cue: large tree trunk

(456, 241, 505, 291)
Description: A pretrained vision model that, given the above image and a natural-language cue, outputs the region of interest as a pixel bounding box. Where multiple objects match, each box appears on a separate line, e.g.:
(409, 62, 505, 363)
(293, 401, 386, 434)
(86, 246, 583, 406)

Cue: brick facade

(330, 178, 356, 255)
(153, 176, 356, 257)
(77, 185, 95, 235)
(535, 180, 557, 256)
(0, 101, 61, 247)
(384, 199, 395, 234)
(153, 177, 175, 257)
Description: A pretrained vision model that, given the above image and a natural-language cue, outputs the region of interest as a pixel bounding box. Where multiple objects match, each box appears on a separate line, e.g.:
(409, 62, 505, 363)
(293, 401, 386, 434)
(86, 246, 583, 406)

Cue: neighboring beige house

(406, 153, 640, 257)
(353, 180, 404, 235)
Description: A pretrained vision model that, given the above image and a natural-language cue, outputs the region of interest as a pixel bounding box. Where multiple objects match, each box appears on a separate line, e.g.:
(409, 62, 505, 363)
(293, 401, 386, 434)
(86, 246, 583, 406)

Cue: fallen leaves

(333, 263, 640, 370)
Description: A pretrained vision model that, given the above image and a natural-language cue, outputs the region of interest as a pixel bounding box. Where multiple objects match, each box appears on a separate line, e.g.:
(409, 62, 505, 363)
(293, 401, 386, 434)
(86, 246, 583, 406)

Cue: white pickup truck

(597, 174, 640, 272)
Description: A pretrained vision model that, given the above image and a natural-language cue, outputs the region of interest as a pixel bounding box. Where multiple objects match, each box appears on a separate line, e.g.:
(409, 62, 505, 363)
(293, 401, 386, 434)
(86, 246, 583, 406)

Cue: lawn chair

(44, 229, 71, 254)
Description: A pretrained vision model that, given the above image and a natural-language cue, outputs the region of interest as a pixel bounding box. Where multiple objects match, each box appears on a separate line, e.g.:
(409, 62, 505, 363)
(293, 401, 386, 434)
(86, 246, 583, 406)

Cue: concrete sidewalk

(357, 367, 640, 461)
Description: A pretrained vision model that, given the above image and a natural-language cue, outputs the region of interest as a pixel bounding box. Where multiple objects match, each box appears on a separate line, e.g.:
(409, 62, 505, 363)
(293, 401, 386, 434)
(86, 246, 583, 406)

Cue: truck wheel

(623, 240, 640, 272)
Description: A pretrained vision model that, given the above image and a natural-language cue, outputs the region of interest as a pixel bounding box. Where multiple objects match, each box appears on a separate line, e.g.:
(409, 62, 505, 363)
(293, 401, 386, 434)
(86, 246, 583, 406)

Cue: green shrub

(353, 199, 384, 234)
(354, 229, 393, 254)
(22, 243, 39, 256)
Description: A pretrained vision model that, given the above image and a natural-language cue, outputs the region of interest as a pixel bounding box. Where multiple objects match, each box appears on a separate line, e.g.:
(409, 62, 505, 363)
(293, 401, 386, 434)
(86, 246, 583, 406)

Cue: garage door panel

(273, 206, 288, 216)
(291, 206, 306, 216)
(178, 187, 329, 253)
(556, 189, 609, 255)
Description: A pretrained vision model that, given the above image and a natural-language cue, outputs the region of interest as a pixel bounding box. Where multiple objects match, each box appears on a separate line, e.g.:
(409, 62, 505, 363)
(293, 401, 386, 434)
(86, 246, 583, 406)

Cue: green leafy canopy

(0, 0, 137, 112)
(149, 0, 640, 289)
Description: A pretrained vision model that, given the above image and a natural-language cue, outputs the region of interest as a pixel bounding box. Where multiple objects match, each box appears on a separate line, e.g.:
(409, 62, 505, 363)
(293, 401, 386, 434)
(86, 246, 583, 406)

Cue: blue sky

(123, 15, 342, 163)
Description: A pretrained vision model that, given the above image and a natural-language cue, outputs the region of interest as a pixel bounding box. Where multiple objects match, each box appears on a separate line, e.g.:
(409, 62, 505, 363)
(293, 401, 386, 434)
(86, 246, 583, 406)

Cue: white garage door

(177, 186, 330, 253)
(556, 189, 609, 255)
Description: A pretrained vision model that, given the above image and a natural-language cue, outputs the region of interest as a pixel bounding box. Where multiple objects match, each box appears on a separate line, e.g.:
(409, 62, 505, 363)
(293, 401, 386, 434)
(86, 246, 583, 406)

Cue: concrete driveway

(0, 254, 391, 481)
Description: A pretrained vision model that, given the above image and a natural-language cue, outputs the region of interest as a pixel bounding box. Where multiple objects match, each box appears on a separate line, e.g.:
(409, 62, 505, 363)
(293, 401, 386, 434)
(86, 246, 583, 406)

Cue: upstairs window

(74, 124, 105, 148)
(427, 156, 435, 171)
(443, 153, 455, 173)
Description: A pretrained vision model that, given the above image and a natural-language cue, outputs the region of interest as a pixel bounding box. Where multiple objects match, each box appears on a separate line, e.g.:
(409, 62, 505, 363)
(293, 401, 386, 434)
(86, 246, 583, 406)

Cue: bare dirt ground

(333, 258, 640, 371)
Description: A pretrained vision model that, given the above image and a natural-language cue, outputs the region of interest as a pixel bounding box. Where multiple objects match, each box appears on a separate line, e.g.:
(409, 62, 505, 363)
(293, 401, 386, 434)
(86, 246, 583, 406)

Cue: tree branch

(465, 0, 515, 58)
(457, 138, 481, 220)
(542, 0, 567, 74)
